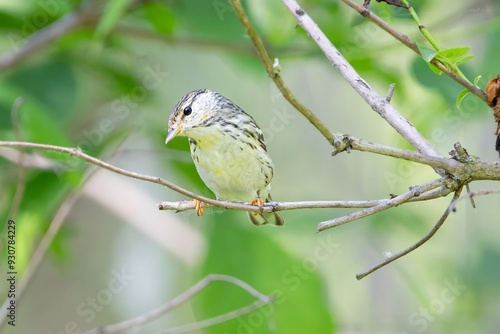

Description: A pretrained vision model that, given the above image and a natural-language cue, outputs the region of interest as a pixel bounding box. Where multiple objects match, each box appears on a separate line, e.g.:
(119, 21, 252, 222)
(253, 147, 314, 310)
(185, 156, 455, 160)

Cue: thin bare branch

(158, 183, 453, 213)
(281, 0, 442, 159)
(465, 184, 476, 209)
(7, 97, 26, 220)
(449, 189, 500, 212)
(356, 187, 463, 280)
(83, 274, 272, 334)
(0, 2, 99, 71)
(0, 141, 265, 213)
(0, 127, 137, 329)
(229, 0, 335, 144)
(385, 84, 396, 102)
(0, 99, 26, 327)
(317, 177, 450, 232)
(159, 298, 270, 334)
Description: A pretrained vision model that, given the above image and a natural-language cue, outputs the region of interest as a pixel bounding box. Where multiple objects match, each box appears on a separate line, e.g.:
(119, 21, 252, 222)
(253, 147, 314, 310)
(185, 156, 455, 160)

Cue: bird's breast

(189, 132, 272, 201)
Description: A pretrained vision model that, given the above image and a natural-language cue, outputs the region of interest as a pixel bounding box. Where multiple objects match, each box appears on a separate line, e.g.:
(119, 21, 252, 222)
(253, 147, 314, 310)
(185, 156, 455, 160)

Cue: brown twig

(229, 0, 335, 145)
(0, 141, 279, 213)
(340, 0, 488, 103)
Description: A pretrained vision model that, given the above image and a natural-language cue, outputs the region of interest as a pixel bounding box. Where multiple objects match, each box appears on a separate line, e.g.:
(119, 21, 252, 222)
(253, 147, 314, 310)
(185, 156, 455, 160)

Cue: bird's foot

(194, 199, 204, 216)
(249, 198, 264, 216)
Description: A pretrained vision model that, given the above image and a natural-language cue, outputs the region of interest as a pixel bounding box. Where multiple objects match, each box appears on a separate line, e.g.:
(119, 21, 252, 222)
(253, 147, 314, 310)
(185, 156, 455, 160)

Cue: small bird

(165, 89, 284, 226)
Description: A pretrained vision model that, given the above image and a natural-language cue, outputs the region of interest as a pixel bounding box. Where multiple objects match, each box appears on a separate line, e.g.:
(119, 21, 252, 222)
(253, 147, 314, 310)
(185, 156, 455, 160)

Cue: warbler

(165, 89, 284, 226)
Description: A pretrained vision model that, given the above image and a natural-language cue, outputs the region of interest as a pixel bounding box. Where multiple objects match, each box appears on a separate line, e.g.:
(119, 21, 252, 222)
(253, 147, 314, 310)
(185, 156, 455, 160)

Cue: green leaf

(0, 11, 22, 30)
(454, 54, 474, 66)
(426, 62, 443, 75)
(415, 44, 473, 70)
(435, 46, 471, 62)
(474, 75, 482, 86)
(456, 89, 470, 109)
(434, 47, 473, 68)
(415, 41, 437, 63)
(143, 2, 176, 35)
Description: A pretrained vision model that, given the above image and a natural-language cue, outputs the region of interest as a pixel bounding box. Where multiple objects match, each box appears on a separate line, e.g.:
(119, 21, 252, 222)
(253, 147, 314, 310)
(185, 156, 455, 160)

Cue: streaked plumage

(165, 89, 284, 226)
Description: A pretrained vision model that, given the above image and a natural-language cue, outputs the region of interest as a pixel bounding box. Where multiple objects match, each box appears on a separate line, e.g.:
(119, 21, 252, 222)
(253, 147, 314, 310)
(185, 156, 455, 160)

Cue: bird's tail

(248, 211, 284, 226)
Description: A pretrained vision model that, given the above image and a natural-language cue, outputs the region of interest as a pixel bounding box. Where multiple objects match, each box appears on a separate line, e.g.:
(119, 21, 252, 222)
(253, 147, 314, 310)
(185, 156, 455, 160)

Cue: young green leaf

(435, 47, 470, 61)
(455, 54, 474, 67)
(474, 75, 482, 86)
(456, 89, 470, 109)
(434, 47, 473, 67)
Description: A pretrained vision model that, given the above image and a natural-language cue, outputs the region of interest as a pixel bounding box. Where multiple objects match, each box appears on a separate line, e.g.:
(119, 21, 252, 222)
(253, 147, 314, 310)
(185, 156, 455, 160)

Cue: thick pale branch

(83, 274, 272, 334)
(332, 134, 460, 172)
(356, 187, 463, 279)
(317, 177, 450, 231)
(281, 0, 442, 159)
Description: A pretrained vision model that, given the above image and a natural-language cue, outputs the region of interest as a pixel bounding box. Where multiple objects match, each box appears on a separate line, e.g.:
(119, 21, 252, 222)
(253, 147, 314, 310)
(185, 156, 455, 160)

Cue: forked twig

(83, 274, 272, 334)
(317, 177, 450, 231)
(281, 0, 442, 158)
(356, 187, 463, 280)
(449, 189, 500, 212)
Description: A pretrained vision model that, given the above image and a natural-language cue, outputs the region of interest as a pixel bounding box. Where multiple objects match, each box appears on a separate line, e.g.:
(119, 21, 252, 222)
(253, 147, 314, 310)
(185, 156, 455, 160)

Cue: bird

(165, 89, 284, 226)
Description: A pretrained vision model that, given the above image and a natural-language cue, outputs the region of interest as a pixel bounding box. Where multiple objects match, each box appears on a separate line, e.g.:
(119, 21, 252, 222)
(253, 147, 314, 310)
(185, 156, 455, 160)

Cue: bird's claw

(249, 198, 264, 216)
(194, 199, 204, 216)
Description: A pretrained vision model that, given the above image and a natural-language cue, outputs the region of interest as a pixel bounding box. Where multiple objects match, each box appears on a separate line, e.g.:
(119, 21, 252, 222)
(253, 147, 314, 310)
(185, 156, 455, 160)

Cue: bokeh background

(0, 0, 499, 333)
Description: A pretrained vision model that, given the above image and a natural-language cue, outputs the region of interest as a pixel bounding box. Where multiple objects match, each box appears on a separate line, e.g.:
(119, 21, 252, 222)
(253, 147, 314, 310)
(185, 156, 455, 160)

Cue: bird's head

(165, 89, 222, 144)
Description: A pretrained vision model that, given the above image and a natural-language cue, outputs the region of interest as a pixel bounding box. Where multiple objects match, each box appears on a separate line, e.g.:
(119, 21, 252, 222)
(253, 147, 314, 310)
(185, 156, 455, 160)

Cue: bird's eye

(183, 106, 192, 116)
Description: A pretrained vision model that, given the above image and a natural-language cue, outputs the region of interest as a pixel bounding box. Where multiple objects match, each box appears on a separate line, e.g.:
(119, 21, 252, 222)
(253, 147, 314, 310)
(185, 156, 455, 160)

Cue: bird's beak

(165, 125, 182, 144)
